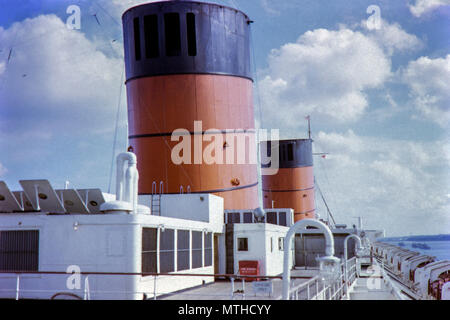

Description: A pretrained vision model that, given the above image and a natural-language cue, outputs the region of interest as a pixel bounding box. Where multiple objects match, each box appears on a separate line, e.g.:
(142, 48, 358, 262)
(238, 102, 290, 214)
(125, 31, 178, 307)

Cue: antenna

(353, 216, 363, 230)
(305, 115, 311, 139)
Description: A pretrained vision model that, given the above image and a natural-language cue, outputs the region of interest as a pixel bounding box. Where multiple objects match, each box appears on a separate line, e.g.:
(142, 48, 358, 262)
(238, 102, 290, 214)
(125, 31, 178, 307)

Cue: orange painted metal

(262, 167, 316, 222)
(127, 74, 258, 210)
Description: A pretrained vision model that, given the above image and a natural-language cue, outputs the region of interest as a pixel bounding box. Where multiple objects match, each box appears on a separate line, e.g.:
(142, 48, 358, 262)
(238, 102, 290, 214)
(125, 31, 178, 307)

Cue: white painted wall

(0, 194, 224, 300)
(139, 194, 224, 228)
(233, 223, 291, 277)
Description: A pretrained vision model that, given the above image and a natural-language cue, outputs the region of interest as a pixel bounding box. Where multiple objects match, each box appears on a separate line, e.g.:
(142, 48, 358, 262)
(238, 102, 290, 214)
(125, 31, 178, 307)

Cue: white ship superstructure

(0, 0, 448, 301)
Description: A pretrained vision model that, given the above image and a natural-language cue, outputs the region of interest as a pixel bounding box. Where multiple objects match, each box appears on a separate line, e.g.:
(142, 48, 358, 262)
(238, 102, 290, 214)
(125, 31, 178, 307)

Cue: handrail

(282, 219, 337, 300)
(0, 270, 313, 279)
(375, 259, 407, 300)
(286, 257, 358, 300)
(1, 261, 359, 301)
(159, 181, 164, 194)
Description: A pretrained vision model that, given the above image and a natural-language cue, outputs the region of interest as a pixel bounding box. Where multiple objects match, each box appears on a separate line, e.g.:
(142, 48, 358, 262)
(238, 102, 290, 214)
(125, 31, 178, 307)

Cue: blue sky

(0, 0, 449, 236)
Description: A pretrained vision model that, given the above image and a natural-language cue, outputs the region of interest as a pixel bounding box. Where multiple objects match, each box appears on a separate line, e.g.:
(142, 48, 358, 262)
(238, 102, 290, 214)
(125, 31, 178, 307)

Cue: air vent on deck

(0, 180, 106, 214)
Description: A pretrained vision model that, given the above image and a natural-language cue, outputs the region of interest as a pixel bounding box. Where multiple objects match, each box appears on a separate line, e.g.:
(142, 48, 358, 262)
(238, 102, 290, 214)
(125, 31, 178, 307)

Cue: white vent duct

(115, 152, 139, 213)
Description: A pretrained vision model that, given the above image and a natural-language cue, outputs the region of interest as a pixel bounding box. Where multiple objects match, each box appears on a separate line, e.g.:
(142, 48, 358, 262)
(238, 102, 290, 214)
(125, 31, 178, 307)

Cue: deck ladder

(151, 181, 163, 216)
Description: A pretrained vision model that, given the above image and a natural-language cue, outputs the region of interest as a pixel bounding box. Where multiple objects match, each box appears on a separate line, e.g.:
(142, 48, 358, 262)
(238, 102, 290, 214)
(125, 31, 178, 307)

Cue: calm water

(383, 240, 450, 261)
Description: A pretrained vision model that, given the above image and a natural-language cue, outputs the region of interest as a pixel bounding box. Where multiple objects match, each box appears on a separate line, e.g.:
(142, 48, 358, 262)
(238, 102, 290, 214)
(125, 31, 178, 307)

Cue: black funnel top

(261, 139, 314, 169)
(122, 1, 253, 82)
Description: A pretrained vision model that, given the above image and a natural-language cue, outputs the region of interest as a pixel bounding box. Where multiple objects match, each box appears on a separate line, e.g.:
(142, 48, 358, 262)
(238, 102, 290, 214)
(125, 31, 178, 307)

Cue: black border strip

(294, 209, 316, 215)
(125, 72, 254, 84)
(262, 186, 315, 193)
(129, 129, 256, 139)
(139, 182, 258, 195)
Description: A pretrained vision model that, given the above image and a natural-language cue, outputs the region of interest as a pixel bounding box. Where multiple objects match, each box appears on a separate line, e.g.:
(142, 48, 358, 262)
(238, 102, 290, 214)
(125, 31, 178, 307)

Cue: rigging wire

(92, 1, 122, 27)
(108, 68, 125, 194)
(317, 152, 338, 215)
(315, 178, 337, 228)
(249, 18, 267, 208)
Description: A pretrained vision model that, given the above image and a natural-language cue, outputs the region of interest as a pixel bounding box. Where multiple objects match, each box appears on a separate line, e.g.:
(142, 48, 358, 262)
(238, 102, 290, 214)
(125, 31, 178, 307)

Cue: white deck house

(0, 186, 225, 300)
(0, 152, 297, 300)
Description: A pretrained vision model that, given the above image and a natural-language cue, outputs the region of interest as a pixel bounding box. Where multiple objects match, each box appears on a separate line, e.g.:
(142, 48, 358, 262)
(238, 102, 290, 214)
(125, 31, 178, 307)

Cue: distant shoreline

(381, 234, 450, 242)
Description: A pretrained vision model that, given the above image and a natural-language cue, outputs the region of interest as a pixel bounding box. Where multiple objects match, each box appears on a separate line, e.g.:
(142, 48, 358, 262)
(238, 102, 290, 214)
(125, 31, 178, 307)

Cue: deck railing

(287, 257, 358, 300)
(0, 258, 359, 300)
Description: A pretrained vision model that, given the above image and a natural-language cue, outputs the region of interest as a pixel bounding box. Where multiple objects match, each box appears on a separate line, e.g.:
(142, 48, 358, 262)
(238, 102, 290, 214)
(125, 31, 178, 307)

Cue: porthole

(38, 193, 48, 200)
(90, 200, 98, 207)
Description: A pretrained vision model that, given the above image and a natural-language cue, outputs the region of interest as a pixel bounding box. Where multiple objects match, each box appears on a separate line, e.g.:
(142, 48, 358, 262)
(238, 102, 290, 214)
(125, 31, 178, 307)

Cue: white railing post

(84, 276, 90, 300)
(153, 275, 157, 300)
(15, 274, 20, 300)
(230, 277, 235, 299)
(242, 279, 245, 300)
(307, 283, 310, 300)
(315, 279, 319, 300)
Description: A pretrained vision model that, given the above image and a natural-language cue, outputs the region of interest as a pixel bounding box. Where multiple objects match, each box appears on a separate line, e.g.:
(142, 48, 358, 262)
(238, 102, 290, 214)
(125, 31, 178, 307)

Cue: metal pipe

(282, 219, 335, 300)
(230, 277, 235, 299)
(84, 276, 90, 300)
(15, 275, 20, 300)
(344, 234, 362, 264)
(116, 152, 138, 212)
(344, 234, 362, 298)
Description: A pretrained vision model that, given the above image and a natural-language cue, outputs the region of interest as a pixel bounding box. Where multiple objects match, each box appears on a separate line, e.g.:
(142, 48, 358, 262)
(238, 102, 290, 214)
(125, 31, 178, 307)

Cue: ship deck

(160, 265, 406, 300)
(160, 268, 320, 300)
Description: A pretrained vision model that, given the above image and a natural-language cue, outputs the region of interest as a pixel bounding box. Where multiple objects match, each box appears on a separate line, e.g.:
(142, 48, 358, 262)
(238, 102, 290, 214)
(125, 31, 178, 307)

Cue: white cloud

(0, 14, 128, 191)
(95, 0, 151, 20)
(314, 131, 450, 236)
(316, 130, 364, 154)
(401, 54, 450, 127)
(408, 0, 450, 17)
(370, 160, 416, 185)
(261, 0, 281, 15)
(0, 14, 124, 132)
(259, 27, 391, 126)
(360, 19, 423, 55)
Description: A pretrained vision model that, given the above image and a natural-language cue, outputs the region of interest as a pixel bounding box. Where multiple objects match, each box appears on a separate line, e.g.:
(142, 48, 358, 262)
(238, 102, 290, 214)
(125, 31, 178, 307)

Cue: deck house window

(227, 212, 240, 224)
(177, 230, 190, 271)
(0, 230, 39, 272)
(192, 231, 202, 269)
(238, 238, 248, 251)
(204, 233, 212, 267)
(159, 229, 175, 273)
(266, 212, 277, 225)
(243, 212, 253, 223)
(142, 228, 157, 274)
(279, 212, 287, 226)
